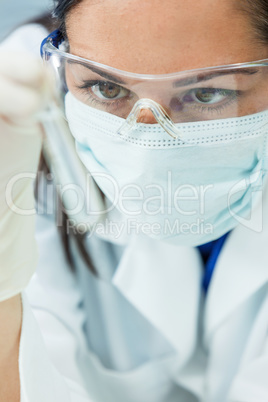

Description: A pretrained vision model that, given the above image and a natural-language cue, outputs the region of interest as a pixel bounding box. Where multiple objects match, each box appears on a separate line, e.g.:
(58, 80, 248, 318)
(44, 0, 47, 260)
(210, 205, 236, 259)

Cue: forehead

(66, 0, 267, 74)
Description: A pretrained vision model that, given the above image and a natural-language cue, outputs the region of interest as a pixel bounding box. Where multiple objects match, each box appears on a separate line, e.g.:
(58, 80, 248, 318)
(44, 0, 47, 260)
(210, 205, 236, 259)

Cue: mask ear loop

(117, 98, 184, 140)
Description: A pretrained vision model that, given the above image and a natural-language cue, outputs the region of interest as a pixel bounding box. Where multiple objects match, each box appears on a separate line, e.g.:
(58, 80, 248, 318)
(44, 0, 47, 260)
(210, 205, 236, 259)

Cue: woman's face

(65, 0, 268, 122)
(66, 0, 268, 73)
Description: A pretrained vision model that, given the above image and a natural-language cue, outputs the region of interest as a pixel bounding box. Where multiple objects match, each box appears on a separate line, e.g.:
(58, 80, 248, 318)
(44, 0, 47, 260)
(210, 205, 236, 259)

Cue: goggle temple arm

(40, 29, 65, 57)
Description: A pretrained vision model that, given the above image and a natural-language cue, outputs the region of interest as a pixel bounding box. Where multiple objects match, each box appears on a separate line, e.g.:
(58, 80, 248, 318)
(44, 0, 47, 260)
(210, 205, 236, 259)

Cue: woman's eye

(91, 82, 129, 100)
(185, 88, 234, 104)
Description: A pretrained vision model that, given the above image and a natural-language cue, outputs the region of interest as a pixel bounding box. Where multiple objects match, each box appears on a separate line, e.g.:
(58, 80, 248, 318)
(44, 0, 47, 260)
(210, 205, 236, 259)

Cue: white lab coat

(2, 24, 268, 402)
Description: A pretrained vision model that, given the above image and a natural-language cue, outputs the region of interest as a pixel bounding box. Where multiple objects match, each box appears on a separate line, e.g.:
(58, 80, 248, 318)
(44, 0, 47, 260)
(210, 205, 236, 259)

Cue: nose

(117, 98, 181, 139)
(136, 108, 158, 124)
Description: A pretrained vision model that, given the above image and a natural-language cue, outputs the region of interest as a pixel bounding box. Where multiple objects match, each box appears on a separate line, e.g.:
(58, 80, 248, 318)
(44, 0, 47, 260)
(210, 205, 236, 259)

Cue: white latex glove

(0, 51, 50, 302)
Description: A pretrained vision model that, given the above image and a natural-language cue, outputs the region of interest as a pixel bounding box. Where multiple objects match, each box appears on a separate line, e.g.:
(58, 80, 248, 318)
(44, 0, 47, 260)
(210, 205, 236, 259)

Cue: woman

(1, 0, 268, 401)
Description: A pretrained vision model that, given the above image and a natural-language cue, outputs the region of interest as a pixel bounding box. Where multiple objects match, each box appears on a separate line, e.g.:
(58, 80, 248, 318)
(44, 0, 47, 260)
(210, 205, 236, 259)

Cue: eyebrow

(172, 68, 259, 88)
(68, 59, 259, 87)
(67, 60, 127, 84)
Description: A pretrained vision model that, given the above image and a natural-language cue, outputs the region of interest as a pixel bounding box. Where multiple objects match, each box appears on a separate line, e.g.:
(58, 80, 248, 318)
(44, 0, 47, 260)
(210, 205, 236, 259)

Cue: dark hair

(53, 0, 81, 36)
(35, 154, 97, 275)
(238, 1, 268, 43)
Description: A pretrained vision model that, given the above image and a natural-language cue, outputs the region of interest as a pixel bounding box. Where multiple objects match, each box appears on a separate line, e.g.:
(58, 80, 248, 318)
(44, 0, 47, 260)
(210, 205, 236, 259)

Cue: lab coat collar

(112, 235, 203, 368)
(19, 293, 71, 402)
(204, 183, 268, 344)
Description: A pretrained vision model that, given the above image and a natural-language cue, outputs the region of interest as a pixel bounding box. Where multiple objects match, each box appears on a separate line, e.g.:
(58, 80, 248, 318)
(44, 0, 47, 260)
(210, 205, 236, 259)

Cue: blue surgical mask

(65, 92, 268, 246)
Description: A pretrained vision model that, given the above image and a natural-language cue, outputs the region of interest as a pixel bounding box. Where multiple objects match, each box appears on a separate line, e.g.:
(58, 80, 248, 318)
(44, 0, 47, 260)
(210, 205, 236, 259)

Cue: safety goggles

(41, 30, 268, 140)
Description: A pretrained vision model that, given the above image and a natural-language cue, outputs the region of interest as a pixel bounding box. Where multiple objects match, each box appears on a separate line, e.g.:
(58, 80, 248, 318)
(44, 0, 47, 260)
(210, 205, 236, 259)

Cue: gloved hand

(0, 51, 51, 302)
